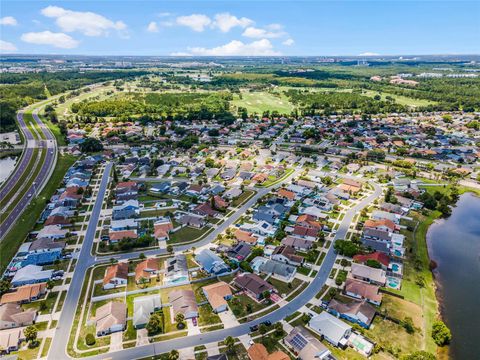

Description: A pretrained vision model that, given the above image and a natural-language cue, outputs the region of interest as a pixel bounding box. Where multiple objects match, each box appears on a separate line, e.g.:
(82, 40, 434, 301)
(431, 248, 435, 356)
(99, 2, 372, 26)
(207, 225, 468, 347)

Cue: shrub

(431, 320, 451, 346)
(85, 333, 96, 346)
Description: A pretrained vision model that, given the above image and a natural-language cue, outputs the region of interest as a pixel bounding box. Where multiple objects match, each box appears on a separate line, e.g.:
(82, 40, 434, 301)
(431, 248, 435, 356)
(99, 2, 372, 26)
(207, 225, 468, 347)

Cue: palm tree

(224, 336, 235, 354)
(168, 349, 179, 360)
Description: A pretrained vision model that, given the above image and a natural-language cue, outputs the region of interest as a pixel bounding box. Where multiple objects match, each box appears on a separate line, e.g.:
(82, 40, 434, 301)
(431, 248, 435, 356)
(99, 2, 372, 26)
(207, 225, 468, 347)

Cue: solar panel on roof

(291, 333, 308, 350)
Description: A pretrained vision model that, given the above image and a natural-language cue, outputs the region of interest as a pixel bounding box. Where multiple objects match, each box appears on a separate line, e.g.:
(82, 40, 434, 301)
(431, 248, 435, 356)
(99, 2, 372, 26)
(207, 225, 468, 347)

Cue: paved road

(0, 111, 57, 241)
(0, 113, 34, 201)
(48, 162, 113, 359)
(49, 166, 381, 359)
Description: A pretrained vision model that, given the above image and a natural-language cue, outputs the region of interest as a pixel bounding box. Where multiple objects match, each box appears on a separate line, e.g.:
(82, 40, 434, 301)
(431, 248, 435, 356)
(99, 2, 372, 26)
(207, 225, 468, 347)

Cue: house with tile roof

(202, 281, 232, 313)
(95, 301, 126, 336)
(103, 262, 128, 290)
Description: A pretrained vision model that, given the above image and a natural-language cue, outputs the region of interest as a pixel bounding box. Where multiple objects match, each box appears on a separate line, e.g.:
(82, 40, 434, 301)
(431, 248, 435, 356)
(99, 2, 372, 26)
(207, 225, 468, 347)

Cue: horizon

(1, 1, 479, 56)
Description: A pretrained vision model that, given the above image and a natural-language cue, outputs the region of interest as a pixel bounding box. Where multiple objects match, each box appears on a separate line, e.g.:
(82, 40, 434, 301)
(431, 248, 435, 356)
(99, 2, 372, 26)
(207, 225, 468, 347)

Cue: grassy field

(231, 90, 294, 114)
(0, 153, 76, 273)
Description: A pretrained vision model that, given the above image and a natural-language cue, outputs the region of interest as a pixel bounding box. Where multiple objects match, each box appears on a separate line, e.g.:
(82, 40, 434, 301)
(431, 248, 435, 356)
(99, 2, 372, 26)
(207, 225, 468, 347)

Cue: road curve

(48, 164, 382, 360)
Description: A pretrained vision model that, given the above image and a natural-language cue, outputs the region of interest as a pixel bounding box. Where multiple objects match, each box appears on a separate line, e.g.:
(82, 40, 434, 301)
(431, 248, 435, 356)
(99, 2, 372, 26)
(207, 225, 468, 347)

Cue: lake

(0, 156, 18, 184)
(427, 192, 480, 360)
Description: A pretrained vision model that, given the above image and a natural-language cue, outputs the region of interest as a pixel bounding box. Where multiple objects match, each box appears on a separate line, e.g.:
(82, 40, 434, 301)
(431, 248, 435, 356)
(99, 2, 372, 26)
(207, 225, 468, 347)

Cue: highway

(0, 110, 57, 241)
(48, 163, 382, 360)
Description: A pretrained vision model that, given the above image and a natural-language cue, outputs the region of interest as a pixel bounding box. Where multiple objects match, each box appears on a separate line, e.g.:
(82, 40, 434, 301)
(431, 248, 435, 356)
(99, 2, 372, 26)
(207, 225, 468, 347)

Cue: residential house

(281, 236, 313, 251)
(178, 214, 206, 228)
(0, 327, 25, 354)
(364, 219, 397, 233)
(227, 242, 253, 262)
(213, 196, 229, 210)
(224, 187, 243, 200)
(112, 200, 139, 220)
(95, 301, 126, 336)
(115, 181, 138, 204)
(258, 259, 296, 283)
(271, 245, 304, 266)
(233, 273, 274, 300)
(371, 210, 400, 224)
(135, 258, 159, 284)
(0, 304, 37, 329)
(109, 230, 137, 243)
(309, 312, 352, 348)
(133, 295, 162, 329)
(344, 279, 382, 306)
(327, 299, 376, 329)
(284, 326, 332, 360)
(110, 219, 138, 232)
(351, 263, 387, 286)
(234, 229, 257, 245)
(168, 290, 198, 319)
(153, 218, 174, 240)
(247, 343, 289, 360)
(194, 202, 219, 217)
(0, 283, 47, 305)
(292, 225, 318, 241)
(36, 225, 67, 239)
(164, 255, 189, 284)
(11, 265, 53, 287)
(353, 252, 390, 270)
(195, 249, 230, 275)
(202, 281, 232, 313)
(103, 262, 128, 290)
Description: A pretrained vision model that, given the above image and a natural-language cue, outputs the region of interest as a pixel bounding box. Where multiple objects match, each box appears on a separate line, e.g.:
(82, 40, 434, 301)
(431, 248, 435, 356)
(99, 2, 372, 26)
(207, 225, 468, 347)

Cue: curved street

(47, 162, 382, 360)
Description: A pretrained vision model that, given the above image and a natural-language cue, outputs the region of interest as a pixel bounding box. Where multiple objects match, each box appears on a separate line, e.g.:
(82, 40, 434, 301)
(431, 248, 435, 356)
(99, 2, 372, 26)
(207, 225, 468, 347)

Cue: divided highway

(0, 110, 57, 241)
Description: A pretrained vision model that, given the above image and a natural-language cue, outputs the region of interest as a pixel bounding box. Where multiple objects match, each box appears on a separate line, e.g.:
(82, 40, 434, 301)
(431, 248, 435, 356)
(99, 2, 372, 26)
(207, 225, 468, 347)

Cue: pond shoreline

(426, 192, 480, 360)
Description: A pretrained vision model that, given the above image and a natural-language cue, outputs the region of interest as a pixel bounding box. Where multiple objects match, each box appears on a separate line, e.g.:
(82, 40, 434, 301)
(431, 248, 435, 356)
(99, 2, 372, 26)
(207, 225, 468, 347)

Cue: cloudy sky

(1, 1, 479, 56)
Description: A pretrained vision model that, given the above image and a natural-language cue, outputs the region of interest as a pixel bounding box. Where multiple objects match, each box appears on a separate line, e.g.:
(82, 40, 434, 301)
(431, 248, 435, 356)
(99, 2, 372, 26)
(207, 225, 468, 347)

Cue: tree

(334, 240, 360, 257)
(259, 324, 268, 336)
(146, 313, 163, 335)
(431, 320, 451, 346)
(167, 245, 173, 253)
(224, 336, 235, 354)
(401, 351, 436, 360)
(175, 312, 185, 326)
(168, 350, 179, 360)
(24, 325, 38, 343)
(85, 333, 96, 346)
(139, 253, 146, 260)
(0, 279, 11, 296)
(401, 317, 415, 334)
(274, 322, 283, 336)
(79, 137, 104, 153)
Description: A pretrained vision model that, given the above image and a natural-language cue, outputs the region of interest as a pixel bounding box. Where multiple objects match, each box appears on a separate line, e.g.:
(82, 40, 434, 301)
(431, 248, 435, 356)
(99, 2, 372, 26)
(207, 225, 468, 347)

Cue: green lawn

(168, 226, 211, 244)
(231, 90, 294, 115)
(231, 190, 255, 207)
(198, 304, 222, 326)
(0, 153, 76, 273)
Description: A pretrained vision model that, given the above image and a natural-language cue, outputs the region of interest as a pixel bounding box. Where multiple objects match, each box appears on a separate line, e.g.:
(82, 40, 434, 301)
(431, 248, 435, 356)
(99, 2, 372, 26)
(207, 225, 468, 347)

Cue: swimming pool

(391, 264, 400, 271)
(387, 276, 401, 289)
(164, 276, 188, 285)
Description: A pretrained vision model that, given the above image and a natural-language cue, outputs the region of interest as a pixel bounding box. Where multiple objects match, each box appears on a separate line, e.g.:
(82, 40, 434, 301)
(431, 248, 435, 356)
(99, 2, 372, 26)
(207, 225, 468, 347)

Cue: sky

(1, 1, 479, 56)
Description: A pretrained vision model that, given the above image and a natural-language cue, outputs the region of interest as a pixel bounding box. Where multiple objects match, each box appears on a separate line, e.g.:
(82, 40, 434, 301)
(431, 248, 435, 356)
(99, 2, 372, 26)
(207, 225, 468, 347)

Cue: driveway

(178, 347, 195, 360)
(136, 328, 149, 346)
(110, 331, 123, 352)
(218, 309, 240, 329)
(187, 318, 200, 336)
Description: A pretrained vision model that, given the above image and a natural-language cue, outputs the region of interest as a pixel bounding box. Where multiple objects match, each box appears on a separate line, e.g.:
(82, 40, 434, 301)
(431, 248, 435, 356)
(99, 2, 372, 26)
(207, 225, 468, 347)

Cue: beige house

(0, 303, 37, 329)
(95, 301, 126, 336)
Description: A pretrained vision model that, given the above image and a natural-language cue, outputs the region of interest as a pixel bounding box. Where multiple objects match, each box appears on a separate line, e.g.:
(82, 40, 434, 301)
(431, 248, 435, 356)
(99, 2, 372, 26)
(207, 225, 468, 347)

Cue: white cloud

(21, 31, 79, 49)
(41, 6, 126, 37)
(147, 21, 159, 32)
(359, 52, 380, 56)
(176, 14, 211, 32)
(0, 16, 17, 26)
(212, 13, 253, 33)
(179, 39, 280, 56)
(157, 12, 172, 18)
(0, 40, 17, 52)
(242, 25, 286, 39)
(282, 38, 294, 46)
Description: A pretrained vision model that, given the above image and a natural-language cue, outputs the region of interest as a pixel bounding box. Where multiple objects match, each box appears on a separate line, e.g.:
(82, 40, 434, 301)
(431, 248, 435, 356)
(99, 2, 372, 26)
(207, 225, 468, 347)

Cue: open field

(231, 90, 294, 114)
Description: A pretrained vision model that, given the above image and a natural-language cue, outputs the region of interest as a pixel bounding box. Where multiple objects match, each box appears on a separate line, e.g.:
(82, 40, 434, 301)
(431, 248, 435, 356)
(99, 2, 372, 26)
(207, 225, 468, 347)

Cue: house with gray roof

(258, 259, 296, 283)
(133, 295, 162, 328)
(309, 312, 352, 348)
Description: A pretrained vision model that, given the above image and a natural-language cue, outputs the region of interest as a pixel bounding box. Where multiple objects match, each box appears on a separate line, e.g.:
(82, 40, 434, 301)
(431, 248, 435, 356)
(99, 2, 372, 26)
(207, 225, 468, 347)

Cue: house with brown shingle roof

(95, 301, 126, 336)
(233, 273, 274, 300)
(168, 289, 198, 319)
(202, 281, 232, 313)
(0, 283, 47, 305)
(135, 258, 159, 284)
(109, 230, 138, 243)
(153, 218, 174, 240)
(213, 195, 229, 210)
(364, 219, 396, 232)
(277, 188, 295, 201)
(103, 262, 128, 290)
(0, 303, 37, 329)
(247, 343, 289, 360)
(344, 278, 382, 306)
(234, 229, 257, 244)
